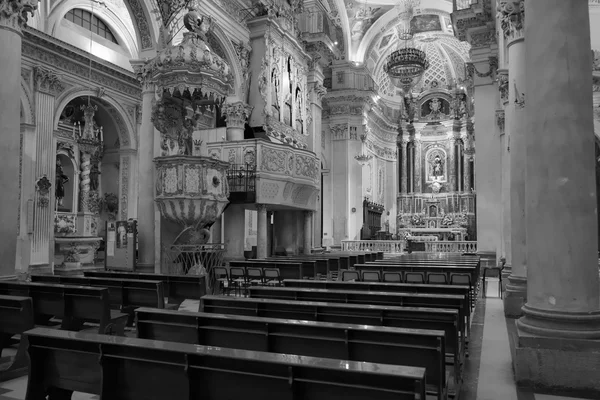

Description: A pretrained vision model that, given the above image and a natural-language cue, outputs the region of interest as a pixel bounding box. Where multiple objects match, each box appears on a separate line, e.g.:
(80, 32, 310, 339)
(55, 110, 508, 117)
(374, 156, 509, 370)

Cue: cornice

(22, 27, 140, 99)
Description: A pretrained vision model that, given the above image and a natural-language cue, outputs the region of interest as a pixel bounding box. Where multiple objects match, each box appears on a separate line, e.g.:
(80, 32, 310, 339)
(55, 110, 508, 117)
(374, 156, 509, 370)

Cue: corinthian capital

(33, 66, 65, 96)
(497, 0, 524, 39)
(0, 0, 38, 32)
(222, 101, 253, 129)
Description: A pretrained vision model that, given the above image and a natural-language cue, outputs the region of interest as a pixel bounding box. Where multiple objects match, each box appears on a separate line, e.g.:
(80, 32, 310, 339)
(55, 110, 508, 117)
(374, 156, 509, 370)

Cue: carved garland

(466, 56, 498, 79)
(120, 156, 130, 220)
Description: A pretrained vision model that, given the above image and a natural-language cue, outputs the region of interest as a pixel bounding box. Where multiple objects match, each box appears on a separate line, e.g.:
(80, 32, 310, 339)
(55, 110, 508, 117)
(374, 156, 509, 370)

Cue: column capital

(0, 0, 37, 34)
(256, 203, 268, 213)
(303, 210, 314, 218)
(309, 82, 327, 104)
(130, 60, 154, 93)
(33, 66, 65, 97)
(497, 0, 524, 43)
(222, 101, 253, 129)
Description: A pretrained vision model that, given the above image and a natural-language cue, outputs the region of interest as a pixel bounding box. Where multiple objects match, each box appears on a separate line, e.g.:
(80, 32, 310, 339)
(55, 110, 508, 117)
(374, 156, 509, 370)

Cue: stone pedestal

(53, 237, 102, 275)
(502, 4, 527, 317)
(514, 0, 600, 394)
(222, 102, 252, 142)
(256, 204, 268, 259)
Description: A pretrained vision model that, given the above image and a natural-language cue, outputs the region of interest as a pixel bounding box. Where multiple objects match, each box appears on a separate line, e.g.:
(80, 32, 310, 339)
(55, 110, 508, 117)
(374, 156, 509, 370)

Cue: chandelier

(355, 128, 373, 166)
(384, 1, 429, 92)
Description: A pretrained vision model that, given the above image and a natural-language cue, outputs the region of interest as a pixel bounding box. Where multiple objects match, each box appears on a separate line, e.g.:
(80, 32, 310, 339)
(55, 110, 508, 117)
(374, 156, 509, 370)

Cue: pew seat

(0, 295, 34, 382)
(24, 327, 430, 400)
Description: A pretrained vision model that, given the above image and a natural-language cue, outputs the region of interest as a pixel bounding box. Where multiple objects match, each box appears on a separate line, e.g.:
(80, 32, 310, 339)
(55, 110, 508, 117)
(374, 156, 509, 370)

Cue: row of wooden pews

(11, 251, 477, 400)
(0, 272, 206, 383)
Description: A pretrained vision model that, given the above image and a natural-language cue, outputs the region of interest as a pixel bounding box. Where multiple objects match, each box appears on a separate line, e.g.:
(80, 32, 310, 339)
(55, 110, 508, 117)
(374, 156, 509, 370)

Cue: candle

(100, 128, 103, 143)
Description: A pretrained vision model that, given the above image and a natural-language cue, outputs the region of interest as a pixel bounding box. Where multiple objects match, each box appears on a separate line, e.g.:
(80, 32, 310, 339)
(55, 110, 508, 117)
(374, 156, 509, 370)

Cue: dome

(368, 13, 470, 100)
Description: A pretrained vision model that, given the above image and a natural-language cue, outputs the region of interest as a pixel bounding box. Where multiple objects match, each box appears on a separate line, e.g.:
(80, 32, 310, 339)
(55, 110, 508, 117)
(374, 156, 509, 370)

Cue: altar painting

(425, 148, 447, 183)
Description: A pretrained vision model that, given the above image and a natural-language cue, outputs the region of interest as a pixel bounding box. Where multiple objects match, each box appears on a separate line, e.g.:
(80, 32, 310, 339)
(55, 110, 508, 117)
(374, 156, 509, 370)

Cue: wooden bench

(267, 257, 339, 278)
(30, 275, 168, 323)
(24, 327, 428, 400)
(200, 295, 463, 368)
(354, 263, 478, 286)
(283, 279, 474, 312)
(0, 282, 127, 335)
(229, 261, 312, 280)
(84, 271, 206, 306)
(248, 286, 469, 341)
(135, 307, 451, 399)
(0, 295, 34, 382)
(271, 255, 351, 269)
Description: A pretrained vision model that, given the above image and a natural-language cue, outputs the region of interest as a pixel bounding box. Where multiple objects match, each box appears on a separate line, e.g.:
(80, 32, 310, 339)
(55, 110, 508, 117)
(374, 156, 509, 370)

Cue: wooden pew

(353, 263, 478, 286)
(229, 260, 312, 280)
(84, 271, 206, 306)
(0, 282, 127, 335)
(283, 279, 473, 312)
(30, 275, 167, 317)
(0, 295, 34, 382)
(247, 286, 469, 340)
(24, 327, 428, 400)
(200, 295, 462, 368)
(135, 307, 451, 399)
(272, 254, 351, 270)
(266, 257, 339, 278)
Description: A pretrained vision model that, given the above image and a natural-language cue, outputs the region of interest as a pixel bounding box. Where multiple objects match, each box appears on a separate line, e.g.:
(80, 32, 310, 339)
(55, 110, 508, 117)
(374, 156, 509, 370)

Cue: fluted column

(134, 76, 157, 271)
(0, 0, 37, 275)
(499, 0, 528, 316)
(303, 210, 313, 255)
(256, 204, 268, 259)
(30, 67, 65, 269)
(222, 102, 253, 142)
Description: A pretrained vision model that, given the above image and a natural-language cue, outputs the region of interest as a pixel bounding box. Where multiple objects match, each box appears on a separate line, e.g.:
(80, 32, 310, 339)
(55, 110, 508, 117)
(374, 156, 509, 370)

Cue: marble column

(500, 1, 527, 316)
(223, 204, 245, 260)
(30, 67, 64, 270)
(303, 210, 313, 255)
(400, 138, 408, 194)
(448, 137, 457, 192)
(256, 204, 268, 259)
(134, 79, 157, 271)
(414, 138, 422, 193)
(514, 0, 600, 394)
(222, 102, 252, 142)
(0, 1, 36, 276)
(307, 75, 325, 246)
(463, 148, 472, 194)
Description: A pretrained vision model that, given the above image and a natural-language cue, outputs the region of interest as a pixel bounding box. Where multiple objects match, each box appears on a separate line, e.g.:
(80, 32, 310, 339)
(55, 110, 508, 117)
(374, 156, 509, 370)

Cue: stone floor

(0, 279, 592, 400)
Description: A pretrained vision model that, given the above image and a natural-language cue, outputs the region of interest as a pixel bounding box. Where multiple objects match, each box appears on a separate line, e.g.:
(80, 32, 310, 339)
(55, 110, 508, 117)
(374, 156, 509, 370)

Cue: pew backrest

(0, 295, 34, 335)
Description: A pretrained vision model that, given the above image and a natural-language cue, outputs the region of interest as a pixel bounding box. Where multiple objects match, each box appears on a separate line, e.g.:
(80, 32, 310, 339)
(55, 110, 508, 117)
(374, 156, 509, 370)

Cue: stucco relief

(295, 154, 319, 181)
(124, 0, 153, 49)
(260, 147, 286, 172)
(120, 156, 130, 220)
(261, 182, 279, 199)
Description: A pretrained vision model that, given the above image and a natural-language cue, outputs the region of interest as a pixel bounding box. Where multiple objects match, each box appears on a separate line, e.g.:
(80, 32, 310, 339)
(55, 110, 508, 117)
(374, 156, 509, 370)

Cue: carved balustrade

(341, 240, 405, 253)
(424, 241, 478, 253)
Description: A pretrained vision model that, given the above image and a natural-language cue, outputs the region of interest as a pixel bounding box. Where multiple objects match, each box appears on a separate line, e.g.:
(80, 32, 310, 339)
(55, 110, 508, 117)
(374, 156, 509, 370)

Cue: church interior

(1, 0, 600, 399)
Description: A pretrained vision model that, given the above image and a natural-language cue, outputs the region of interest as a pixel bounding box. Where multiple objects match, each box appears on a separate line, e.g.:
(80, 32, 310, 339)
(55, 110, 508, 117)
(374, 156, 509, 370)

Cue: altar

(400, 227, 467, 241)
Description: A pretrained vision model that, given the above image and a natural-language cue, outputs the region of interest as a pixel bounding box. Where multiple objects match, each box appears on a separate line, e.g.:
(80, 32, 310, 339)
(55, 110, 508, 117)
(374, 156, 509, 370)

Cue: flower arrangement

(54, 214, 77, 235)
(103, 192, 119, 219)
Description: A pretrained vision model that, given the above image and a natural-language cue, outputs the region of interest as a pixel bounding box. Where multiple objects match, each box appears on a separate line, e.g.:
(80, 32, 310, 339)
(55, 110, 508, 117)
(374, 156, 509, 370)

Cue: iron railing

(226, 163, 257, 203)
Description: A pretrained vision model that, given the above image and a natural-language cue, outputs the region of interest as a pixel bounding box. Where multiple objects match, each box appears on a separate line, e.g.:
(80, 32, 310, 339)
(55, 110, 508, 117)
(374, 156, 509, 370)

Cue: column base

(135, 263, 156, 274)
(504, 273, 527, 317)
(501, 264, 511, 291)
(514, 322, 600, 397)
(517, 305, 600, 339)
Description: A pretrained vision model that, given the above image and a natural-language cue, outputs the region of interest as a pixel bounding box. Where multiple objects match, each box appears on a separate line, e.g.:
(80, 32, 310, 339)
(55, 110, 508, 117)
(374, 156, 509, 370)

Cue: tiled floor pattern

(0, 280, 592, 399)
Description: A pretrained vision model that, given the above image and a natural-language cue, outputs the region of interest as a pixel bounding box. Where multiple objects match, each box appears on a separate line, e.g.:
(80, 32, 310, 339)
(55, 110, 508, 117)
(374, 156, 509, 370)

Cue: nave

(0, 252, 593, 400)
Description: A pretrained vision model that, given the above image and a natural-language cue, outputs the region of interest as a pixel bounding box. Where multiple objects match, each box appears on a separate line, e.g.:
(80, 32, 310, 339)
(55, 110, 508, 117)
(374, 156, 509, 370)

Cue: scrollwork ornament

(497, 0, 524, 39)
(497, 72, 509, 103)
(0, 0, 38, 31)
(33, 66, 65, 96)
(466, 56, 498, 79)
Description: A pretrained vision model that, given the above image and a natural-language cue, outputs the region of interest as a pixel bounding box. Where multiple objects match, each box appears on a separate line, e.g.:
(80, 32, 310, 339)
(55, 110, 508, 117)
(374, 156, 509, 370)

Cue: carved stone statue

(55, 159, 69, 206)
(431, 155, 443, 177)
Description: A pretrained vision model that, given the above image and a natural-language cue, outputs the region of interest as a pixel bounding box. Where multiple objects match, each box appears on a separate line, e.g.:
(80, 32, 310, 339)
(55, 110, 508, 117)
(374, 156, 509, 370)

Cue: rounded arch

(210, 24, 244, 100)
(54, 87, 137, 150)
(20, 79, 34, 125)
(47, 0, 139, 58)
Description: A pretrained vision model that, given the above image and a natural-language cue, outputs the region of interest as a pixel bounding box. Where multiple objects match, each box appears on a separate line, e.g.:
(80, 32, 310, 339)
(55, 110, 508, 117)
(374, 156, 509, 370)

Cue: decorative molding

(466, 56, 498, 79)
(124, 0, 153, 49)
(514, 81, 525, 109)
(120, 155, 130, 220)
(469, 28, 497, 48)
(33, 66, 65, 96)
(23, 29, 140, 100)
(496, 110, 505, 132)
(497, 71, 509, 103)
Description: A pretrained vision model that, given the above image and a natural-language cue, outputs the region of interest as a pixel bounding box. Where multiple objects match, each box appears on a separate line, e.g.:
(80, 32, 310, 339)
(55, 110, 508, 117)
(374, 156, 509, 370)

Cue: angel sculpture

(183, 7, 212, 41)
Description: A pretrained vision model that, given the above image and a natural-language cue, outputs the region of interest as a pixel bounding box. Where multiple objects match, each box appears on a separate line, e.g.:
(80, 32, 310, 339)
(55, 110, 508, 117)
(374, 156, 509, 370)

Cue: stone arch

(210, 24, 244, 100)
(20, 78, 34, 124)
(47, 0, 139, 58)
(120, 0, 158, 52)
(53, 87, 137, 150)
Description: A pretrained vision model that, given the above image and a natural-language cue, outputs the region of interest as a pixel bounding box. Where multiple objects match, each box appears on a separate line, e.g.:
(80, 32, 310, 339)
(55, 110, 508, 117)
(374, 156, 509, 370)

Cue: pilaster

(256, 204, 268, 259)
(30, 66, 65, 269)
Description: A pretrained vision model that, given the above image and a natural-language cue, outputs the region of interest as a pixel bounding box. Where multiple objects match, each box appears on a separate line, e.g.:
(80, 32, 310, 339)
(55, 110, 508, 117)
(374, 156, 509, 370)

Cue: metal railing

(424, 241, 478, 253)
(226, 163, 256, 202)
(341, 240, 405, 253)
(161, 243, 226, 292)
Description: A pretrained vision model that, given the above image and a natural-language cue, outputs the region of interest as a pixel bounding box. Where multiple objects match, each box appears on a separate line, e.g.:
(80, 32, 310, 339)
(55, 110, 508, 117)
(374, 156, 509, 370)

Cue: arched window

(64, 9, 118, 44)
